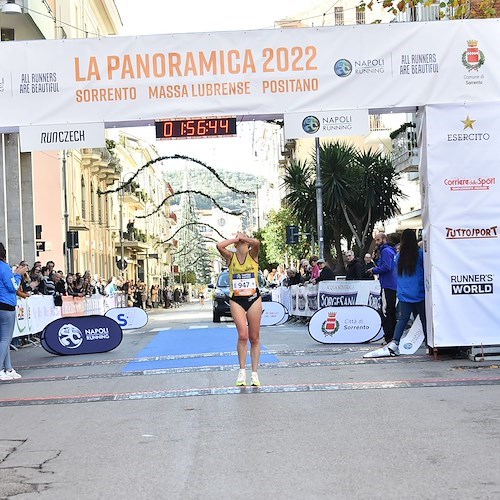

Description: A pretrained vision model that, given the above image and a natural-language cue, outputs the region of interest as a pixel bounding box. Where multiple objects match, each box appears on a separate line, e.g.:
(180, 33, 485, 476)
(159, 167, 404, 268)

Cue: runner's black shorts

(229, 290, 261, 311)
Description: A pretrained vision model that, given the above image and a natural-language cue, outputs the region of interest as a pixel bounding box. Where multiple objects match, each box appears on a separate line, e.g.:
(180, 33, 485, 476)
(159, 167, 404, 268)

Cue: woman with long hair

(386, 229, 426, 356)
(0, 243, 26, 380)
(216, 232, 262, 387)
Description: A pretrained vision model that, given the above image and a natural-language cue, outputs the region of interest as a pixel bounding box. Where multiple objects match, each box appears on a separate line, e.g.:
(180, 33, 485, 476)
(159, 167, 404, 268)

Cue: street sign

(117, 259, 128, 270)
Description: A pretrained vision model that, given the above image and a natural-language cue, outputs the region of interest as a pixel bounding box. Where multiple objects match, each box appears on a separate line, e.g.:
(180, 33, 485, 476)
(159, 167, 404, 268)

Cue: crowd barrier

(13, 293, 127, 339)
(271, 280, 381, 318)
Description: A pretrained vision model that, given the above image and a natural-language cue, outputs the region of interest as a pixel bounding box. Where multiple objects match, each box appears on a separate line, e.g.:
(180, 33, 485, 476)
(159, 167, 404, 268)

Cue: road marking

(1, 376, 499, 407)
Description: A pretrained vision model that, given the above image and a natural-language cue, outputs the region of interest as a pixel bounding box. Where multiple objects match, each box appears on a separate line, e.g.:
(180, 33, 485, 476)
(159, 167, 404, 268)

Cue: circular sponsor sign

(308, 306, 382, 344)
(41, 315, 123, 355)
(105, 307, 148, 330)
(261, 301, 287, 326)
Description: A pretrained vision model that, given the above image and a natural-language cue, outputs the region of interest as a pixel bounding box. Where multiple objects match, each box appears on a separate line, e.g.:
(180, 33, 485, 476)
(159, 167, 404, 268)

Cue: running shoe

(250, 372, 261, 387)
(386, 341, 400, 356)
(6, 369, 21, 379)
(236, 369, 246, 386)
(0, 370, 13, 381)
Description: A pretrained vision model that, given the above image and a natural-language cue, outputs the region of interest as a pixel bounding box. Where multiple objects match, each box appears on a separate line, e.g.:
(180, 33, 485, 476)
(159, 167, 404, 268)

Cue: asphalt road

(1, 300, 499, 500)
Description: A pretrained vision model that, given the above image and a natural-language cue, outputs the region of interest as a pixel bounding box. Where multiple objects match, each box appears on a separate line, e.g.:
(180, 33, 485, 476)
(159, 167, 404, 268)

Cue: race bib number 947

(232, 273, 257, 296)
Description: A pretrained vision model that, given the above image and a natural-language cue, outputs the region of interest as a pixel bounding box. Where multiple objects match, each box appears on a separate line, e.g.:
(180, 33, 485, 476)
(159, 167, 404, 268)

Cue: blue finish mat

(123, 327, 279, 371)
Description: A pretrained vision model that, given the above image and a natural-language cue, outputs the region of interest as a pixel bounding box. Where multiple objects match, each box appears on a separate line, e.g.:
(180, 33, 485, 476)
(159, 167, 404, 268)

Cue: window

(335, 7, 344, 26)
(1, 28, 14, 41)
(90, 183, 95, 221)
(81, 176, 87, 219)
(356, 7, 365, 24)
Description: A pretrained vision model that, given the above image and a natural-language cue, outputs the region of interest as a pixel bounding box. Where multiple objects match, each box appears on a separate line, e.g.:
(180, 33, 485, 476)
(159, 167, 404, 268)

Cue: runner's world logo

(450, 274, 493, 295)
(446, 226, 498, 239)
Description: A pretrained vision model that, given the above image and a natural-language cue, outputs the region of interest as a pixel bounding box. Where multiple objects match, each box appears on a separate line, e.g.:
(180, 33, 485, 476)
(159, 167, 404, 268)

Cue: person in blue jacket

(385, 229, 426, 356)
(367, 232, 397, 343)
(0, 243, 26, 380)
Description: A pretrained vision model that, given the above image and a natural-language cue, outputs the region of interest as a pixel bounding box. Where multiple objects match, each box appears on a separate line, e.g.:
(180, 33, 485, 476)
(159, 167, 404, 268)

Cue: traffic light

(286, 225, 299, 244)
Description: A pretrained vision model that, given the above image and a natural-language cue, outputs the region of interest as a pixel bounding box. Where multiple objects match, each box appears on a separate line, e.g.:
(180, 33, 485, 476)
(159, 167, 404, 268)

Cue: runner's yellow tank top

(228, 253, 259, 298)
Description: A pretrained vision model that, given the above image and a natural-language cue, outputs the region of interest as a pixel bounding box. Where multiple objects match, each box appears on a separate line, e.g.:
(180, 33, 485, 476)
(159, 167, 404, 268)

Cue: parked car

(208, 269, 271, 322)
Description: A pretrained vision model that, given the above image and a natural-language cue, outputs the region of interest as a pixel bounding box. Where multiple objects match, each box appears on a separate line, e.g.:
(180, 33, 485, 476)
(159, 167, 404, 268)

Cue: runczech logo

(462, 40, 485, 71)
(334, 59, 352, 77)
(58, 323, 83, 348)
(302, 115, 320, 134)
(322, 312, 340, 336)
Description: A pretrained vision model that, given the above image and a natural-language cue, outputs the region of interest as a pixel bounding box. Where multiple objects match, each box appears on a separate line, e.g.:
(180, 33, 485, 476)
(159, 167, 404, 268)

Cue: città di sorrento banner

(0, 19, 499, 131)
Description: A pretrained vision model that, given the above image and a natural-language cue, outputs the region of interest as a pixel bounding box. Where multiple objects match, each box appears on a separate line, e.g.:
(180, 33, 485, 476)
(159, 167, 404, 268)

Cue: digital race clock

(155, 117, 237, 140)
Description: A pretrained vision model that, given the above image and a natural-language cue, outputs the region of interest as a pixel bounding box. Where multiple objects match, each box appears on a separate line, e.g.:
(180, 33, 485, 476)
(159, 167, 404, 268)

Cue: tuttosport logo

(446, 226, 498, 239)
(443, 177, 495, 191)
(450, 274, 493, 295)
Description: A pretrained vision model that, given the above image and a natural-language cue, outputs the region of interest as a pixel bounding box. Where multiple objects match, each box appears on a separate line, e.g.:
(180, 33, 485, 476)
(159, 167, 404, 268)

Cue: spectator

(39, 267, 55, 296)
(310, 256, 320, 281)
(299, 259, 312, 282)
(66, 274, 83, 297)
(313, 258, 335, 283)
(150, 284, 159, 308)
(362, 253, 375, 280)
(284, 267, 303, 286)
(53, 271, 66, 306)
(16, 261, 32, 299)
(0, 243, 25, 380)
(366, 232, 398, 344)
(384, 228, 426, 356)
(345, 251, 364, 280)
(173, 288, 181, 308)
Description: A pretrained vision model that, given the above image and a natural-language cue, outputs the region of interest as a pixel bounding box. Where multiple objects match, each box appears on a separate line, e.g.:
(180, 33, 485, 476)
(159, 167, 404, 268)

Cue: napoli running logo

(302, 115, 320, 134)
(322, 312, 340, 336)
(58, 323, 83, 348)
(334, 59, 352, 77)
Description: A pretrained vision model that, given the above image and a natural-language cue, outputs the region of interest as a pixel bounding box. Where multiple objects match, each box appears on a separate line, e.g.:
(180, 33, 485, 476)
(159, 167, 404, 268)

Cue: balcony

(391, 123, 419, 174)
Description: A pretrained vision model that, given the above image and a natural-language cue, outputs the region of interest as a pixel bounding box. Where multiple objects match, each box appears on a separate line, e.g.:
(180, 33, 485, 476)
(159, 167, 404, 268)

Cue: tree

(339, 148, 403, 255)
(364, 0, 496, 19)
(260, 208, 310, 268)
(282, 141, 403, 270)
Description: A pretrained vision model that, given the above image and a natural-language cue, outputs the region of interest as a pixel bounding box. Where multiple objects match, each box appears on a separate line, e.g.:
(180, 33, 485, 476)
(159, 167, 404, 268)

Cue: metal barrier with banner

(13, 292, 127, 339)
(271, 281, 381, 318)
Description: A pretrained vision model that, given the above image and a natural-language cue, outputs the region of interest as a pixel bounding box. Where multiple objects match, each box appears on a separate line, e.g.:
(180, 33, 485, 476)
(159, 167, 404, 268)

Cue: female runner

(216, 232, 262, 387)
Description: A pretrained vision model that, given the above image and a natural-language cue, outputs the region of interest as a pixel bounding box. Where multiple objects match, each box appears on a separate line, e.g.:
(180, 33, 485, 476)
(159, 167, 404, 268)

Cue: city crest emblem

(322, 312, 340, 336)
(462, 40, 485, 71)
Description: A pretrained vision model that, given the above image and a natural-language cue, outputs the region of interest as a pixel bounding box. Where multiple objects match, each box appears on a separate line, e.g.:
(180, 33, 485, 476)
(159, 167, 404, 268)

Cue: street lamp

(1, 1, 22, 14)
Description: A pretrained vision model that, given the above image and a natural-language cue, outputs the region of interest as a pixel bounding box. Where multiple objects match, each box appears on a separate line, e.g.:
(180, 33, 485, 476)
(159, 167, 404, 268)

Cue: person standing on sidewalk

(0, 243, 26, 380)
(216, 232, 262, 387)
(385, 229, 426, 356)
(367, 233, 397, 343)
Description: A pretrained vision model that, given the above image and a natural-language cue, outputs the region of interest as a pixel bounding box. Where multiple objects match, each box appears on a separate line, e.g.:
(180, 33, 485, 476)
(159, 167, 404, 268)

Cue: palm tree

(342, 148, 404, 255)
(281, 159, 317, 241)
(282, 141, 403, 269)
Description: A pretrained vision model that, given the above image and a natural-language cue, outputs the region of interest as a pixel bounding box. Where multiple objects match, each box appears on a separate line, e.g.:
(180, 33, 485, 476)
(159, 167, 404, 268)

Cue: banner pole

(315, 137, 324, 259)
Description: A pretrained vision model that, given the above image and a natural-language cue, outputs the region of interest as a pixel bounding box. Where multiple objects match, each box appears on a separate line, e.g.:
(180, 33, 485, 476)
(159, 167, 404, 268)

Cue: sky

(114, 0, 315, 35)
(112, 0, 316, 176)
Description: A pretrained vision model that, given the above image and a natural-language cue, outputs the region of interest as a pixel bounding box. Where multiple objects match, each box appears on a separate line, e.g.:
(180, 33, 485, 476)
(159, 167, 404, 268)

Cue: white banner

(284, 109, 369, 139)
(422, 102, 500, 347)
(19, 122, 105, 152)
(0, 20, 500, 130)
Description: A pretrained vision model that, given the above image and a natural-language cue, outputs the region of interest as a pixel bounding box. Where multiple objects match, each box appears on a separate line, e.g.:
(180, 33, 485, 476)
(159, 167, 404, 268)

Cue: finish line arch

(1, 18, 500, 349)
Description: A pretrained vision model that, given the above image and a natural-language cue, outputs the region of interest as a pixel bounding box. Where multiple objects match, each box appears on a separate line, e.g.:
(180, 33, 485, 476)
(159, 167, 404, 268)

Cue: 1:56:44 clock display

(155, 117, 237, 140)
